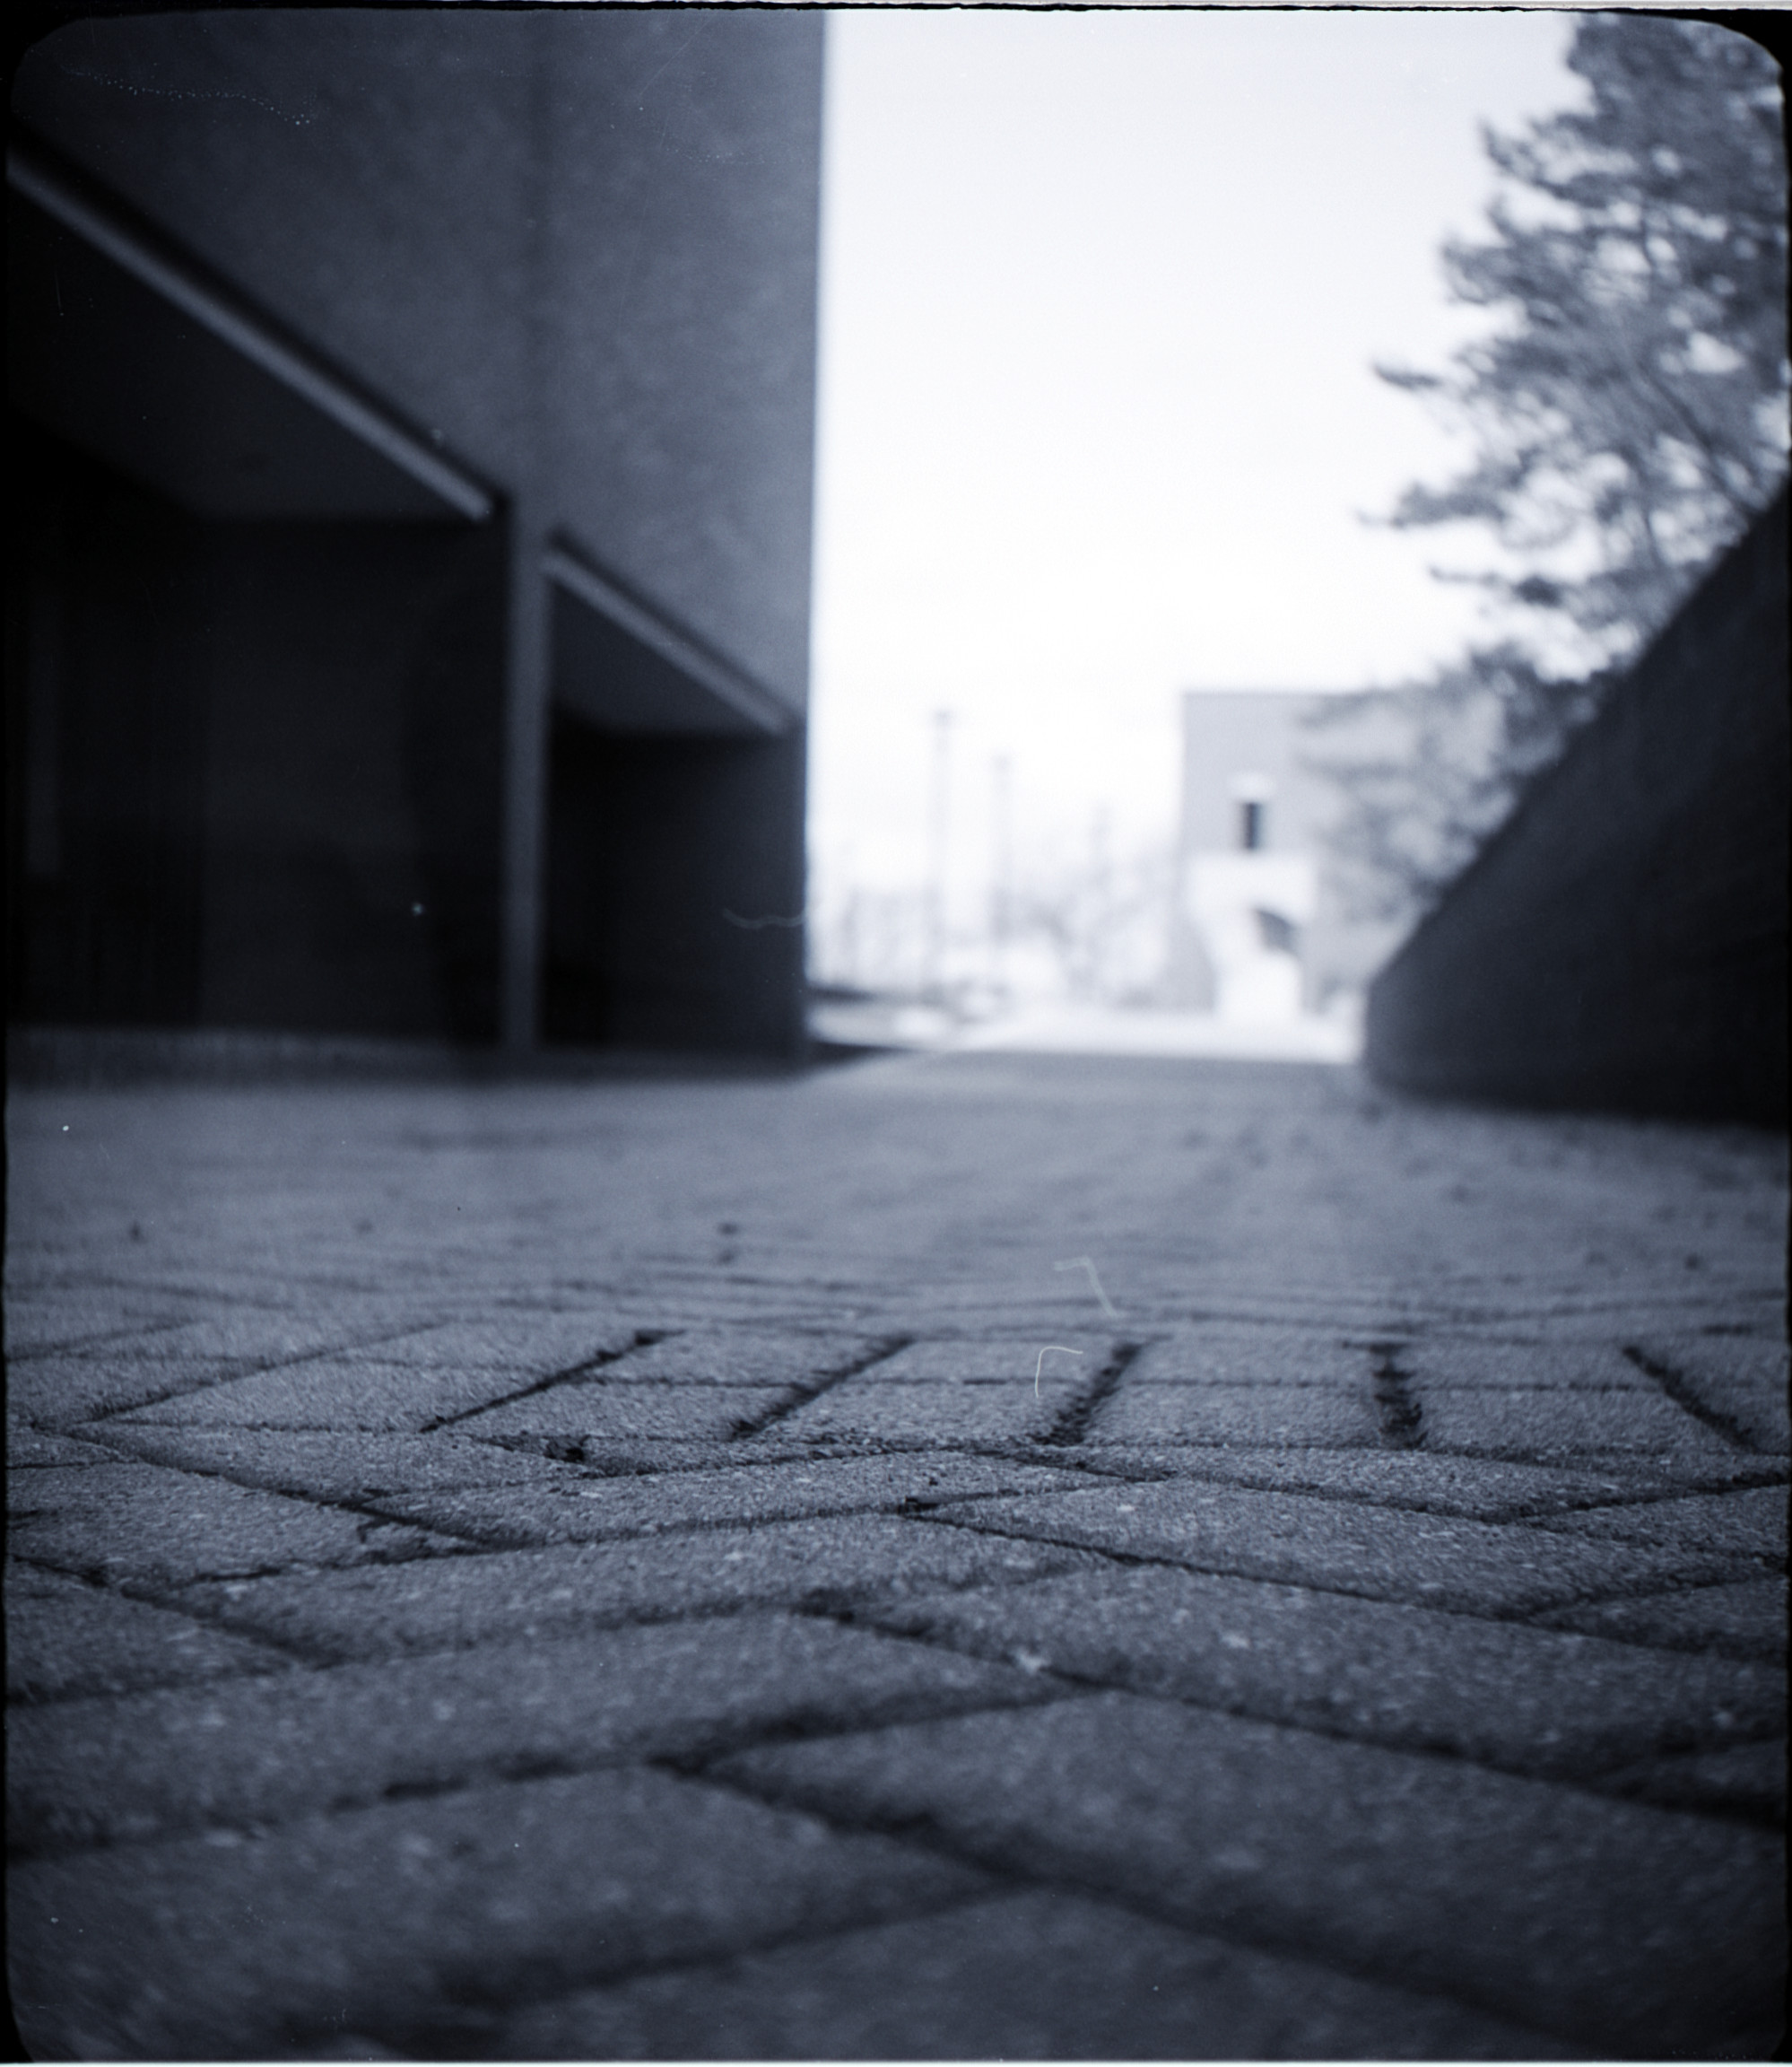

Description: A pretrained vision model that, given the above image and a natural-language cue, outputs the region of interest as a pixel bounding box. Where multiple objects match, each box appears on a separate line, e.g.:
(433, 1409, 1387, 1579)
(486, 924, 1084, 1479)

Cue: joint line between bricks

(727, 1333, 919, 1442)
(72, 1317, 529, 1423)
(928, 1438, 1787, 1524)
(17, 1434, 524, 1556)
(1040, 1338, 1152, 1448)
(378, 1886, 1016, 2050)
(35, 1429, 1783, 1585)
(798, 1600, 1788, 1798)
(329, 1471, 1163, 1555)
(663, 1762, 1578, 2050)
(418, 1328, 676, 1433)
(1622, 1344, 1765, 1453)
(900, 1510, 1772, 1632)
(4, 1687, 1092, 1866)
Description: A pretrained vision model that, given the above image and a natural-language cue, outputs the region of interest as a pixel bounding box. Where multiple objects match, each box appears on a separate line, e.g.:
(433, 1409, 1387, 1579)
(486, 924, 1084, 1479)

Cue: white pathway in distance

(956, 1004, 1361, 1063)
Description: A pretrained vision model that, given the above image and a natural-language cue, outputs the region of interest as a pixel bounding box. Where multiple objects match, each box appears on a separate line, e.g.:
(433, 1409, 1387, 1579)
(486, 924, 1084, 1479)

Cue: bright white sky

(807, 7, 1583, 913)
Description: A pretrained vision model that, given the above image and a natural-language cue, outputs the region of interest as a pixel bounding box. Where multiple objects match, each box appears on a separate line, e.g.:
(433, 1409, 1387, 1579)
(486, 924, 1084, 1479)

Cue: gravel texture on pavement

(6, 1050, 1787, 2059)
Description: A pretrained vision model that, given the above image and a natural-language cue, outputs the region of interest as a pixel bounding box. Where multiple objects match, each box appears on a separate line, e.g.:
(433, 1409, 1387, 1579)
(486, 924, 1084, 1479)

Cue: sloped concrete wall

(1366, 490, 1788, 1127)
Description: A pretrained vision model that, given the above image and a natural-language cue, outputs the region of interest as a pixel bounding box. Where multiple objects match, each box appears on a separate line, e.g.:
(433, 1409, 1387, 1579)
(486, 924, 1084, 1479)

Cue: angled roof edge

(544, 537, 798, 740)
(8, 130, 496, 523)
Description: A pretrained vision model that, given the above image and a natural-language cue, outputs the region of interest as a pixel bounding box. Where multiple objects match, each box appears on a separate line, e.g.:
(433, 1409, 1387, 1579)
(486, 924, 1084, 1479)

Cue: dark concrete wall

(1366, 490, 1788, 1128)
(10, 12, 822, 1057)
(9, 432, 209, 1026)
(8, 425, 506, 1039)
(544, 720, 807, 1059)
(196, 519, 506, 1041)
(13, 10, 822, 706)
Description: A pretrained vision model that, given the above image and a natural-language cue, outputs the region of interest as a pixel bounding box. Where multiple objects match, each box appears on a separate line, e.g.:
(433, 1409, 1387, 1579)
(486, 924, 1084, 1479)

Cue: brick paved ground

(6, 1050, 1787, 2061)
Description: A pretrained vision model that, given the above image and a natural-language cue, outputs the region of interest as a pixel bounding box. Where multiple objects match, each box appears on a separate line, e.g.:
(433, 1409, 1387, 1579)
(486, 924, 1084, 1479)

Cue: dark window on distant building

(1255, 907, 1297, 954)
(1238, 798, 1265, 850)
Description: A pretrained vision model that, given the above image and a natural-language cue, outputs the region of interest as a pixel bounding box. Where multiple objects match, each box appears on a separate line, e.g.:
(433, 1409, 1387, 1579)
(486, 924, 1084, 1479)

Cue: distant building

(1170, 691, 1399, 1019)
(7, 11, 822, 1059)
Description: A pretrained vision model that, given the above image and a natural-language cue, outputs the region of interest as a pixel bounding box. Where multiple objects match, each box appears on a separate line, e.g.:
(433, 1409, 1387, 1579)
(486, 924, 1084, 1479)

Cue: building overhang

(7, 135, 492, 523)
(10, 133, 796, 744)
(546, 542, 796, 741)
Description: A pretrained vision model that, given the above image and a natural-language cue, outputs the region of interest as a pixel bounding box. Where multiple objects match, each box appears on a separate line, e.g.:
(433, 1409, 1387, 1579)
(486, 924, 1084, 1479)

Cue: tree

(1304, 644, 1611, 919)
(1313, 15, 1788, 919)
(1011, 833, 1174, 1005)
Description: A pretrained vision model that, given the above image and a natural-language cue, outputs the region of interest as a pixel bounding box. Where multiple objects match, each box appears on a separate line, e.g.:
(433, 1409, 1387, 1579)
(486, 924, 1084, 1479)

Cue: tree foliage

(1304, 645, 1611, 919)
(1314, 16, 1788, 919)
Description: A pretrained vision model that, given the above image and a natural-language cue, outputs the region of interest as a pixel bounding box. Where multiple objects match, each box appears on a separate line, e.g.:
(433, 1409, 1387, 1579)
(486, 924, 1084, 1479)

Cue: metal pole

(926, 708, 952, 1000)
(989, 753, 1012, 996)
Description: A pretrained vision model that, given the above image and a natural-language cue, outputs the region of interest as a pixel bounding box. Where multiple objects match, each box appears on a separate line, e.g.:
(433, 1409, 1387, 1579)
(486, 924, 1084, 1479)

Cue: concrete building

(1170, 690, 1398, 1019)
(7, 10, 823, 1060)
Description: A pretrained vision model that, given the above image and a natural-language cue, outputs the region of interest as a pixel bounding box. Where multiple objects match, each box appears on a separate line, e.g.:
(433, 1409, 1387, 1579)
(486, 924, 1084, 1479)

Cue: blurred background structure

(6, 10, 1787, 1113)
(807, 12, 1787, 1104)
(8, 11, 822, 1065)
(1168, 693, 1400, 1027)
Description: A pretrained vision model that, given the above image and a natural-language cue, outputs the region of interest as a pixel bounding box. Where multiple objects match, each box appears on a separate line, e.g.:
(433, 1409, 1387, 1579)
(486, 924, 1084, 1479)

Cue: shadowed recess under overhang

(6, 135, 492, 524)
(546, 541, 797, 741)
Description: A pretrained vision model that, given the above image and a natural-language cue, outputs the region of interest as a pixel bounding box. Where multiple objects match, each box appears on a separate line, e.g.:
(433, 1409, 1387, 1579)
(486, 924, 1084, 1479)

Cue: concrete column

(498, 28, 555, 1060)
(500, 505, 549, 1057)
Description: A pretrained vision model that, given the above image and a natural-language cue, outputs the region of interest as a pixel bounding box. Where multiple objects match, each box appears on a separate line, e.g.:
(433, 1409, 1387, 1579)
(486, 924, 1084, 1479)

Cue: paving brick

(854, 1336, 1116, 1381)
(859, 1564, 1783, 1780)
(1531, 1485, 1788, 1560)
(55, 1308, 446, 1372)
(5, 1566, 292, 1705)
(7, 1308, 461, 1431)
(337, 1311, 647, 1374)
(4, 1352, 248, 1426)
(7, 1766, 990, 2061)
(462, 1383, 805, 1443)
(1403, 1339, 1656, 1389)
(1, 1291, 200, 1361)
(107, 1355, 617, 1435)
(1537, 1576, 1788, 1661)
(775, 1375, 1091, 1445)
(361, 1452, 1089, 1549)
(1589, 1737, 1787, 1825)
(1067, 1443, 1675, 1518)
(6, 1462, 462, 1587)
(495, 1435, 822, 1475)
(4, 1421, 116, 1468)
(919, 1478, 1736, 1616)
(1631, 1333, 1791, 1453)
(593, 1328, 886, 1384)
(491, 1888, 1585, 2062)
(172, 1514, 1101, 1661)
(81, 1425, 598, 1500)
(709, 1691, 1784, 2055)
(1127, 1329, 1370, 1386)
(8, 1054, 1787, 2062)
(1094, 1382, 1379, 1446)
(1414, 1385, 1738, 1463)
(8, 1613, 1048, 1853)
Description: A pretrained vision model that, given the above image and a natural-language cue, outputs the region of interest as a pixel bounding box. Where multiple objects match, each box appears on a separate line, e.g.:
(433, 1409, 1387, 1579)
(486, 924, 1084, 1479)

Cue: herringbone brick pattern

(6, 1052, 1786, 2058)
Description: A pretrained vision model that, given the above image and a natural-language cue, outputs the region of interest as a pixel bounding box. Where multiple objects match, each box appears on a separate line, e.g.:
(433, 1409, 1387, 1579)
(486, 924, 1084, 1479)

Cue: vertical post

(500, 504, 549, 1058)
(500, 27, 554, 1061)
(1089, 806, 1111, 1002)
(925, 707, 952, 1000)
(988, 753, 1012, 996)
(1170, 690, 1200, 1006)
